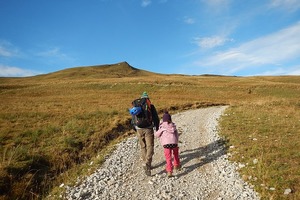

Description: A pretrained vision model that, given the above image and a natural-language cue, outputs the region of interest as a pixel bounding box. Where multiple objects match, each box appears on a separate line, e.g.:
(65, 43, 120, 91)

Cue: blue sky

(1, 0, 300, 77)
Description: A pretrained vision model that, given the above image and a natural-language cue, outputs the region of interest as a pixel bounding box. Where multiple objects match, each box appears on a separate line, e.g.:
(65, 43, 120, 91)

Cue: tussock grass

(0, 63, 299, 199)
(220, 99, 300, 199)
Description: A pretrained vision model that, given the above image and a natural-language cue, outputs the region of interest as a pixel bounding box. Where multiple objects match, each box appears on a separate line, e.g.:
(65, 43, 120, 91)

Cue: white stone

(284, 188, 292, 195)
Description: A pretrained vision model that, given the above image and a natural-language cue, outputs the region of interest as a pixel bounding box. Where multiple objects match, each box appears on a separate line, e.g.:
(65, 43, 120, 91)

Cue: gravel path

(64, 106, 260, 200)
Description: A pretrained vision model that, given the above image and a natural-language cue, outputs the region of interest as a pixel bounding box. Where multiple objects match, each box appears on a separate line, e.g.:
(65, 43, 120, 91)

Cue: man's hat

(141, 91, 149, 98)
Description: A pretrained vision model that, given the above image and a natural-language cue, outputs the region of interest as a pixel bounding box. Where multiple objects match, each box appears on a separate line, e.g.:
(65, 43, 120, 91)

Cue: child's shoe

(167, 172, 173, 178)
(174, 165, 181, 171)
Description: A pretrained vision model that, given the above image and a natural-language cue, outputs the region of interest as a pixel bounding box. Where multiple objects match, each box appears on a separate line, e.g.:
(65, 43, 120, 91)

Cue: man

(131, 91, 160, 176)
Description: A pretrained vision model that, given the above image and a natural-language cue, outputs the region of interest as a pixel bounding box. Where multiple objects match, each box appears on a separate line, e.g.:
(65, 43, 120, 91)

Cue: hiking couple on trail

(130, 92, 181, 177)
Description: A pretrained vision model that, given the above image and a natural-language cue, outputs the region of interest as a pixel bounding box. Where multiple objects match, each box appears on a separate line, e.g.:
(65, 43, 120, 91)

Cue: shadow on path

(153, 138, 228, 177)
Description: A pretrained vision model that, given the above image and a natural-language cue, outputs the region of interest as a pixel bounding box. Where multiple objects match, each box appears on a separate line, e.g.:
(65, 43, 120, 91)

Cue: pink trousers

(163, 147, 180, 173)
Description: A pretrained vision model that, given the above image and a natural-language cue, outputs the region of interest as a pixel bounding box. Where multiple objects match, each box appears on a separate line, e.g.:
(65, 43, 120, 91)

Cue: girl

(155, 111, 181, 177)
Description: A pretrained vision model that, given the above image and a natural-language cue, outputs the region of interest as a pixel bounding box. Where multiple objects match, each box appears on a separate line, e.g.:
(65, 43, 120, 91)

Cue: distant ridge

(37, 61, 158, 79)
(200, 74, 237, 77)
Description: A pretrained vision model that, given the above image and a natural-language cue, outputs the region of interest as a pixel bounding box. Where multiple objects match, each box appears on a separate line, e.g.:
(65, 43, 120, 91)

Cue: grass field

(0, 62, 299, 199)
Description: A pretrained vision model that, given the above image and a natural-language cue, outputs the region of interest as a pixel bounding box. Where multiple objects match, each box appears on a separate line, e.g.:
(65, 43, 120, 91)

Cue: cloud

(0, 40, 19, 57)
(252, 65, 300, 76)
(0, 46, 13, 57)
(33, 47, 76, 69)
(141, 0, 151, 7)
(184, 17, 196, 24)
(287, 66, 300, 75)
(36, 47, 68, 59)
(195, 22, 300, 75)
(0, 64, 42, 77)
(35, 47, 75, 65)
(193, 36, 234, 49)
(269, 0, 300, 12)
(202, 0, 231, 11)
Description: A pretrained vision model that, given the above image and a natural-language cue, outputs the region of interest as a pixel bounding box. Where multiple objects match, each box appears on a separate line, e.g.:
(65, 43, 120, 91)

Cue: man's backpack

(132, 98, 153, 128)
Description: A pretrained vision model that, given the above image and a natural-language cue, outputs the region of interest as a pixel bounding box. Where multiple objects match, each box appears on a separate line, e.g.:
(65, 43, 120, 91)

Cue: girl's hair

(163, 110, 172, 123)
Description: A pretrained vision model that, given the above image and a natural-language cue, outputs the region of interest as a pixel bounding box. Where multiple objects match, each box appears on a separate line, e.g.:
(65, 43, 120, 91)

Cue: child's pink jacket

(154, 121, 178, 146)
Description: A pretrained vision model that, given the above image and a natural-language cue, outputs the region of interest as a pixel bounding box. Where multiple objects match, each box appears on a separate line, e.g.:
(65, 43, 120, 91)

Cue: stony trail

(64, 106, 260, 200)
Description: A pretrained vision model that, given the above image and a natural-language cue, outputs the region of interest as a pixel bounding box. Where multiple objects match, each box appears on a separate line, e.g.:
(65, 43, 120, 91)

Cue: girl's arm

(174, 124, 179, 141)
(175, 129, 179, 141)
(154, 126, 166, 138)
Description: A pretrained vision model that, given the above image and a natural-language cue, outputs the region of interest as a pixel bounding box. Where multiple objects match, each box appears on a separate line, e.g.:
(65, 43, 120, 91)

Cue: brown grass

(0, 62, 299, 199)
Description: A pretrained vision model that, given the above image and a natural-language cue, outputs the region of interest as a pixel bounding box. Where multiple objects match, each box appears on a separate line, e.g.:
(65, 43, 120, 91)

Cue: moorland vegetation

(0, 62, 299, 200)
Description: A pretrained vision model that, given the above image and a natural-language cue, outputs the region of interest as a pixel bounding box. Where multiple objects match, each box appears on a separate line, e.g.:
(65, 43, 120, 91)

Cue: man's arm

(151, 104, 160, 130)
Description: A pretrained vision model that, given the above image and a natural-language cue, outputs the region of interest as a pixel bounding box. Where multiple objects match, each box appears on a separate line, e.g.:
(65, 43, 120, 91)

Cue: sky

(1, 0, 300, 77)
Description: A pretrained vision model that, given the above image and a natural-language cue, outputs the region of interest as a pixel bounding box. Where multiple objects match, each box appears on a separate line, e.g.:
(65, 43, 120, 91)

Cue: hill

(34, 61, 160, 80)
(0, 62, 299, 200)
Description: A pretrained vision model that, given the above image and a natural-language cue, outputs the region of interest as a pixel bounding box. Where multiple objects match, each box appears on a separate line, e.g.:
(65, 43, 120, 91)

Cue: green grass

(220, 101, 300, 200)
(0, 63, 299, 199)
